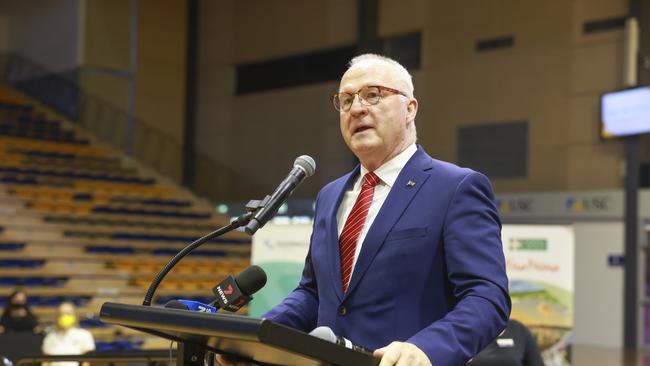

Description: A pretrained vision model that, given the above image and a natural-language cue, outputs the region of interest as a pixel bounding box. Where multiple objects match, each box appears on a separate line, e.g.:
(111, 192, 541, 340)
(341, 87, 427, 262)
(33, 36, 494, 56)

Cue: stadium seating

(0, 90, 252, 350)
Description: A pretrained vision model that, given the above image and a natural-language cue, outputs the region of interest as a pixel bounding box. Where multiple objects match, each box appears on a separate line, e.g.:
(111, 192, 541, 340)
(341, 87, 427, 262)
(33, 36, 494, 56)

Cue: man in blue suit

(224, 54, 510, 366)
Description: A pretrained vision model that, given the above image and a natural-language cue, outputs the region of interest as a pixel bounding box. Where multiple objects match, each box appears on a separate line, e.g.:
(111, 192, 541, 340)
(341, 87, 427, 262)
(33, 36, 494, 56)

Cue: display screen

(601, 86, 650, 138)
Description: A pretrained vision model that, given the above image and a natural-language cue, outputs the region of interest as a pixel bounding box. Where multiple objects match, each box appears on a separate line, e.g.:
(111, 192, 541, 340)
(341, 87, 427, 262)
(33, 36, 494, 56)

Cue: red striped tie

(339, 172, 380, 293)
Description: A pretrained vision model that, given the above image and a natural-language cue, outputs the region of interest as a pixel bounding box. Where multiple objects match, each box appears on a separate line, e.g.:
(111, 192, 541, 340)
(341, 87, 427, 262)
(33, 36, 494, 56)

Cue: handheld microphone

(211, 264, 267, 311)
(244, 155, 316, 235)
(165, 265, 267, 313)
(309, 326, 372, 354)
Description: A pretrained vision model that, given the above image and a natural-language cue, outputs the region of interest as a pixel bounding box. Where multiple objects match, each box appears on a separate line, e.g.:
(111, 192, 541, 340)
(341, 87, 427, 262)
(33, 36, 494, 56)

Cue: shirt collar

(359, 144, 417, 188)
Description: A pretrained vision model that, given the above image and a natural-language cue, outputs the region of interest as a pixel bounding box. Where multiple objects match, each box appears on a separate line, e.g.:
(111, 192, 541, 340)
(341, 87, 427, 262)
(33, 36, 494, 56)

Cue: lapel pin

(406, 180, 416, 187)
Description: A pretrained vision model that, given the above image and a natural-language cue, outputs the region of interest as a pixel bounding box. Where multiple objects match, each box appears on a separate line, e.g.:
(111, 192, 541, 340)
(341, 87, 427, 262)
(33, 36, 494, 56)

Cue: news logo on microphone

(213, 275, 252, 312)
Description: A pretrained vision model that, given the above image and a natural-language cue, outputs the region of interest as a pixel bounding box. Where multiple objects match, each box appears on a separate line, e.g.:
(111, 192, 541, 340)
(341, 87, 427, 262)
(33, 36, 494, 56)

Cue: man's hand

(374, 342, 431, 366)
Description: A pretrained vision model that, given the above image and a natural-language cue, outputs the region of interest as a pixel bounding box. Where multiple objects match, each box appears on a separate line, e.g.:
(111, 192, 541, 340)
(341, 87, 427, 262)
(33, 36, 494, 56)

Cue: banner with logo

(502, 224, 574, 364)
(249, 223, 575, 353)
(496, 190, 622, 221)
(249, 222, 312, 317)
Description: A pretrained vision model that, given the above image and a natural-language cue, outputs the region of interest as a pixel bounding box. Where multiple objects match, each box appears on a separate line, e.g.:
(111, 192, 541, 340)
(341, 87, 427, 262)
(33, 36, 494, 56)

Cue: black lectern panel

(100, 302, 378, 366)
(0, 332, 44, 362)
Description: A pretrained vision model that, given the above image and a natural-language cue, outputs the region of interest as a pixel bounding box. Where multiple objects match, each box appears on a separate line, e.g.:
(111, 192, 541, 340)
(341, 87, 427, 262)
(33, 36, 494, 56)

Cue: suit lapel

(344, 147, 433, 298)
(324, 167, 359, 301)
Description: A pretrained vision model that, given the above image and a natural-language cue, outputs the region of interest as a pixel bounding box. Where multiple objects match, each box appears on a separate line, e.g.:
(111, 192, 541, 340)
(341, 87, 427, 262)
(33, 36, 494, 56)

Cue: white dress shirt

(336, 144, 417, 280)
(42, 327, 95, 366)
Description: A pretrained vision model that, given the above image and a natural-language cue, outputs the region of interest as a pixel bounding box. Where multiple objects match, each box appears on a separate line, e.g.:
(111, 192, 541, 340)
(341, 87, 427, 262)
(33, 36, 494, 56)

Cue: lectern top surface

(100, 302, 379, 366)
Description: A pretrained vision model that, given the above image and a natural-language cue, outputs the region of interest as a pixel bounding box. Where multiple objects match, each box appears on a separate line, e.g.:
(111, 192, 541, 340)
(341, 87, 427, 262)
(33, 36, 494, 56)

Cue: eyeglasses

(331, 85, 408, 112)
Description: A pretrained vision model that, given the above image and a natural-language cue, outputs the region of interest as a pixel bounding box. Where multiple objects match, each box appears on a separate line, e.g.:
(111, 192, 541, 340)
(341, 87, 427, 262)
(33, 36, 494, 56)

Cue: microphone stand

(136, 198, 276, 366)
(142, 197, 271, 306)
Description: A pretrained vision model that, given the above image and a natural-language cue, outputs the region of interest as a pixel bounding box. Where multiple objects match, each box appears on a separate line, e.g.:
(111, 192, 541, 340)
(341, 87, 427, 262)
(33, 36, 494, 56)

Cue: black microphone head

(164, 300, 189, 310)
(234, 265, 267, 296)
(295, 155, 316, 177)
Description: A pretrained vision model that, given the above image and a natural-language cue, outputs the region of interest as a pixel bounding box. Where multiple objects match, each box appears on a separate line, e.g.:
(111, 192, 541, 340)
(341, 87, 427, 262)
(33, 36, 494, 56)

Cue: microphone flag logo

(212, 274, 253, 312)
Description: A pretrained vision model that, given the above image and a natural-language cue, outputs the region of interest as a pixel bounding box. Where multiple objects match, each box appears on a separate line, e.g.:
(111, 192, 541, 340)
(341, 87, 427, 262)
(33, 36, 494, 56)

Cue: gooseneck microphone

(245, 155, 316, 235)
(143, 156, 311, 306)
(165, 265, 267, 313)
(309, 326, 373, 354)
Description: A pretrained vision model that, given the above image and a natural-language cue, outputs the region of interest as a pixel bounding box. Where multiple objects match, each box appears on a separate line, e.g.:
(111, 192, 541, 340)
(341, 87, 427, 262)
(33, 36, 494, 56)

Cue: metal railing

(15, 350, 175, 366)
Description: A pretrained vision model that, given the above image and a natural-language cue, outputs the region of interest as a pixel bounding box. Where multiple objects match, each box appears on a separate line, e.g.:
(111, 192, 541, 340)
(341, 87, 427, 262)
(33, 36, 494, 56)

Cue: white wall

(573, 221, 624, 348)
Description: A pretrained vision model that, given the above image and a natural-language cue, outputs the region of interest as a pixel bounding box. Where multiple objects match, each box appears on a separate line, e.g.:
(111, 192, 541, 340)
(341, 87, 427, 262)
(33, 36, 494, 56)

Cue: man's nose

(349, 95, 367, 116)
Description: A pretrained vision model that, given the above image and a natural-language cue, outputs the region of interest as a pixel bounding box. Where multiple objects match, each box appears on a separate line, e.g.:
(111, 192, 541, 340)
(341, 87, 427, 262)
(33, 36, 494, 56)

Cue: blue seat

(94, 341, 119, 352)
(94, 340, 142, 352)
(79, 317, 109, 328)
(0, 175, 37, 184)
(73, 193, 93, 201)
(0, 242, 25, 251)
(24, 150, 75, 160)
(0, 260, 45, 268)
(141, 198, 192, 207)
(0, 278, 18, 286)
(0, 276, 66, 287)
(85, 246, 136, 254)
(86, 231, 248, 245)
(93, 207, 210, 219)
(39, 296, 91, 307)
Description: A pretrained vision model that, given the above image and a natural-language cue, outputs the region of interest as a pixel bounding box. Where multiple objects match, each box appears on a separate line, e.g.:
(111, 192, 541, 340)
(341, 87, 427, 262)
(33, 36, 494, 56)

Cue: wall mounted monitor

(601, 86, 650, 138)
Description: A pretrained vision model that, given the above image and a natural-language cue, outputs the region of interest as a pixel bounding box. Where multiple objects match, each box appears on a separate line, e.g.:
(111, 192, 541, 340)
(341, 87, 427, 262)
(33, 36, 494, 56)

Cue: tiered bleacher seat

(0, 88, 252, 350)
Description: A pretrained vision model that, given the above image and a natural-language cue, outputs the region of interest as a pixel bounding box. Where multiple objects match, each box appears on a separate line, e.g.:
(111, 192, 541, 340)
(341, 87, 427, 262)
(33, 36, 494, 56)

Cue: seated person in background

(467, 319, 544, 366)
(0, 288, 41, 334)
(42, 302, 95, 366)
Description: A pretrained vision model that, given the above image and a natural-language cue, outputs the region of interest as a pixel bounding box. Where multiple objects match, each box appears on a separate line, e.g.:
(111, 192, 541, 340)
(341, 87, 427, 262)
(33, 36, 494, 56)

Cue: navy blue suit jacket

(264, 146, 511, 365)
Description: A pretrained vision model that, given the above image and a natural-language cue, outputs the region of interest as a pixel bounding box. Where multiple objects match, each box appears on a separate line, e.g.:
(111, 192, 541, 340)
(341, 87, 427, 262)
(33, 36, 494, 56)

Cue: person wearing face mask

(0, 288, 40, 334)
(42, 302, 95, 366)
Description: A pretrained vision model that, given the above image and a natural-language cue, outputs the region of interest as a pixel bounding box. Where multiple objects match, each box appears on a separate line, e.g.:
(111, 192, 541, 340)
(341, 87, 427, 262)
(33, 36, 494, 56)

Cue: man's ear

(406, 98, 418, 123)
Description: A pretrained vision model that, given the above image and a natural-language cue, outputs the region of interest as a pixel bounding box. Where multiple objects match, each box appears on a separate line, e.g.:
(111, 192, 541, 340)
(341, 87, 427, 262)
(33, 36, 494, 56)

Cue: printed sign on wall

(250, 222, 576, 365)
(502, 224, 574, 364)
(249, 223, 312, 317)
